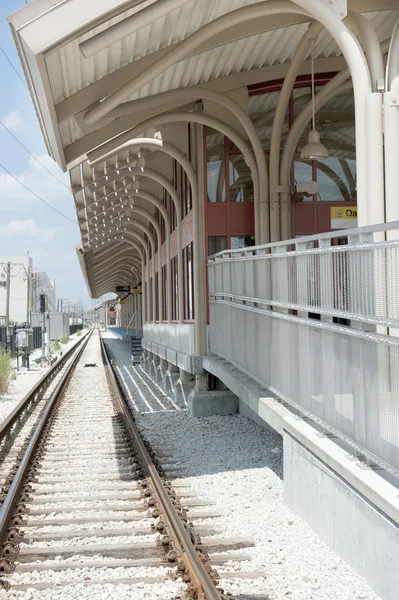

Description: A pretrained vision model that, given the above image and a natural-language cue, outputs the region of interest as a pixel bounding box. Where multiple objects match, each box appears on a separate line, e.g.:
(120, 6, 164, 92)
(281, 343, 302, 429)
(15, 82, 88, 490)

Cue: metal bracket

(270, 185, 291, 194)
(390, 92, 399, 108)
(320, 0, 347, 19)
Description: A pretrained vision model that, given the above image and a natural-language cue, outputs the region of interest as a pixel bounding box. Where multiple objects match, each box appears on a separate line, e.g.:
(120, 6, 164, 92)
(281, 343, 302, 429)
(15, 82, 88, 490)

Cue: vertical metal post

(47, 312, 51, 357)
(194, 123, 208, 391)
(5, 262, 11, 352)
(40, 293, 46, 367)
(26, 267, 31, 326)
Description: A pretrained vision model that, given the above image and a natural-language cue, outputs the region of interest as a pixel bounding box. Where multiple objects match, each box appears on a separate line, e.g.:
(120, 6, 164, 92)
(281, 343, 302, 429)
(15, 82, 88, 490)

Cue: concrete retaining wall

(284, 429, 399, 600)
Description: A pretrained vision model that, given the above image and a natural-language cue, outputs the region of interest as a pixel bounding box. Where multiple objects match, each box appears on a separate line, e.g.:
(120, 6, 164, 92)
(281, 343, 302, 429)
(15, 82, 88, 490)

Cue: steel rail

(99, 335, 223, 600)
(0, 330, 93, 554)
(0, 329, 91, 444)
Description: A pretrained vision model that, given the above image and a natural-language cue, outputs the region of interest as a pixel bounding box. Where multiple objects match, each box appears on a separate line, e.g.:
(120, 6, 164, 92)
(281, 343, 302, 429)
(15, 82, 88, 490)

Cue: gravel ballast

(4, 333, 185, 600)
(103, 331, 381, 600)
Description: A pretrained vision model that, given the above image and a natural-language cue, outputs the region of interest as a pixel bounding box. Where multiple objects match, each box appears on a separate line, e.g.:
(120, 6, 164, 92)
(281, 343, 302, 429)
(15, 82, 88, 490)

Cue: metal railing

(208, 221, 399, 478)
(126, 310, 143, 336)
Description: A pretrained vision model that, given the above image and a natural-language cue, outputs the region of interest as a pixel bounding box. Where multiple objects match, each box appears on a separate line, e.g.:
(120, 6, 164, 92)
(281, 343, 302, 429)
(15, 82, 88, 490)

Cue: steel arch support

(89, 138, 206, 362)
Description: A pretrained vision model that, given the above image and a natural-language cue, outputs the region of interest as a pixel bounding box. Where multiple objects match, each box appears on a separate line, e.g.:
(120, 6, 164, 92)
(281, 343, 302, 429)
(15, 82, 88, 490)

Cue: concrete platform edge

(203, 355, 293, 434)
(283, 416, 399, 526)
(284, 425, 399, 600)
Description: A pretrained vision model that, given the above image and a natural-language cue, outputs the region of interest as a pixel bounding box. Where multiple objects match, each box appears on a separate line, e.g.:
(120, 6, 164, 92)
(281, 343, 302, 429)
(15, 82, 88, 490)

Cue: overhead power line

(0, 162, 76, 224)
(0, 47, 28, 89)
(0, 119, 71, 190)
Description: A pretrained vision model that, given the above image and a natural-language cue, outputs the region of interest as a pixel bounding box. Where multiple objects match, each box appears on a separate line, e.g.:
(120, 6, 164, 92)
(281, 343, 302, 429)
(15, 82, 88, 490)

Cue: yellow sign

(120, 300, 126, 305)
(330, 207, 357, 230)
(131, 287, 142, 294)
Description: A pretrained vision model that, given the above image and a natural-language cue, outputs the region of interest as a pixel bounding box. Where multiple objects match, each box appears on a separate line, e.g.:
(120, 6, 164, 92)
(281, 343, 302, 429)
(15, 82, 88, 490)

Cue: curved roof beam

(127, 221, 157, 323)
(95, 256, 141, 279)
(280, 80, 352, 237)
(279, 36, 390, 236)
(95, 272, 137, 297)
(88, 111, 262, 242)
(339, 159, 356, 194)
(345, 11, 384, 91)
(281, 78, 353, 185)
(106, 85, 267, 240)
(127, 188, 172, 323)
(385, 20, 399, 228)
(83, 1, 313, 125)
(270, 20, 323, 241)
(90, 181, 133, 204)
(270, 13, 381, 237)
(89, 138, 199, 342)
(93, 231, 147, 266)
(86, 199, 128, 224)
(95, 267, 135, 284)
(92, 234, 147, 319)
(95, 269, 133, 289)
(85, 167, 178, 217)
(130, 206, 163, 321)
(83, 0, 374, 237)
(387, 19, 399, 92)
(95, 252, 142, 273)
(297, 159, 349, 199)
(86, 165, 181, 323)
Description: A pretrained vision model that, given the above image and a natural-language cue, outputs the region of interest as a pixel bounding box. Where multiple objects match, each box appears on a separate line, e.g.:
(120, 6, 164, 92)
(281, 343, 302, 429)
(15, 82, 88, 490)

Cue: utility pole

(5, 262, 11, 352)
(40, 292, 46, 367)
(26, 267, 31, 326)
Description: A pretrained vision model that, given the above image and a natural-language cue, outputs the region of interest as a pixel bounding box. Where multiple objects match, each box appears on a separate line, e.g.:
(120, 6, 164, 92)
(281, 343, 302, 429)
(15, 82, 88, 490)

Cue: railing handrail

(126, 310, 142, 333)
(208, 219, 399, 260)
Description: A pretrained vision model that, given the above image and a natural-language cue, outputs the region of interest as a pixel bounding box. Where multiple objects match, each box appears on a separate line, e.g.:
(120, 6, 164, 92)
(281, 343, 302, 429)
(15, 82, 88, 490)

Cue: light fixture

(300, 39, 328, 161)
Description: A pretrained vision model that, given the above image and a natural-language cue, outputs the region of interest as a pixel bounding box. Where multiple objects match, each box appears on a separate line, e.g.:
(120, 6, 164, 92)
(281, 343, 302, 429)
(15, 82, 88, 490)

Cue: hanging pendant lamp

(300, 39, 329, 161)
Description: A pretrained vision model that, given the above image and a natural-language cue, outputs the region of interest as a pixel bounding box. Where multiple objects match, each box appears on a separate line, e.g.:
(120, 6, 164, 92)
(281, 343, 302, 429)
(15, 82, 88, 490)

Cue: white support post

(194, 123, 207, 391)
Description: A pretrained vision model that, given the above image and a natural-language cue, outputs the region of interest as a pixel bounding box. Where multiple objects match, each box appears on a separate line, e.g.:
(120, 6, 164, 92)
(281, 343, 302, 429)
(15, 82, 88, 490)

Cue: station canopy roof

(7, 0, 399, 297)
(8, 0, 398, 170)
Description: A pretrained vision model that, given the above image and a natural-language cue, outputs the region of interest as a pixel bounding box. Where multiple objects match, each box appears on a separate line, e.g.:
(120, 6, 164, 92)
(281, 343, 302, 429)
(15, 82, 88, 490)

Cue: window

(231, 236, 255, 250)
(229, 155, 254, 202)
(161, 265, 167, 321)
(294, 159, 313, 202)
(183, 242, 194, 320)
(316, 157, 355, 202)
(206, 127, 226, 202)
(208, 236, 227, 256)
(171, 256, 178, 321)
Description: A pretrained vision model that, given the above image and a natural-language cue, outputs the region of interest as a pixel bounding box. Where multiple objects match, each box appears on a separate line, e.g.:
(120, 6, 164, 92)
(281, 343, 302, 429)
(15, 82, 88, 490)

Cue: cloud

(0, 154, 74, 218)
(1, 110, 24, 132)
(0, 219, 59, 241)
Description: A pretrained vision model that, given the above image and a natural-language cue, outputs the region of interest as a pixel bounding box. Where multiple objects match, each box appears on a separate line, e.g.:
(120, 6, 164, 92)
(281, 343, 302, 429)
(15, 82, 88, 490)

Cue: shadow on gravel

(104, 335, 283, 481)
(104, 337, 183, 413)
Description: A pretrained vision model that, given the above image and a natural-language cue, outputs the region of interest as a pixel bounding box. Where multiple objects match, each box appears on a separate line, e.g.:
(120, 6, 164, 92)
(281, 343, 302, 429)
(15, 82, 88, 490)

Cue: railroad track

(0, 330, 254, 599)
(0, 331, 91, 507)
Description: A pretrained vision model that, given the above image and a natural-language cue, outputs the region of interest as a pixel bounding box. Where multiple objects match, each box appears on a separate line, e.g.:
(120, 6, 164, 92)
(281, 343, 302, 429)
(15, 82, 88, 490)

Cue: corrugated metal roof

(41, 0, 399, 149)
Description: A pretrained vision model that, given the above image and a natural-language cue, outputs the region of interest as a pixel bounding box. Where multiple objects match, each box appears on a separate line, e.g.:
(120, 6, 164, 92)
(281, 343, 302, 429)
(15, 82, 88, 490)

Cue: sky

(0, 0, 92, 309)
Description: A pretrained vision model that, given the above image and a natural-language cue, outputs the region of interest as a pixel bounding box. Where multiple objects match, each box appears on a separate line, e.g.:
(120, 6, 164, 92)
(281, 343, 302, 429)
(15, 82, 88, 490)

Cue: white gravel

(5, 332, 185, 600)
(103, 330, 382, 600)
(20, 532, 159, 548)
(6, 581, 184, 600)
(9, 565, 173, 585)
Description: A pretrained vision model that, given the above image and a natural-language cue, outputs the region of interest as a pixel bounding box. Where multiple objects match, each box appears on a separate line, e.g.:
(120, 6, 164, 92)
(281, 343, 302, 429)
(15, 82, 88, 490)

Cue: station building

(8, 2, 399, 598)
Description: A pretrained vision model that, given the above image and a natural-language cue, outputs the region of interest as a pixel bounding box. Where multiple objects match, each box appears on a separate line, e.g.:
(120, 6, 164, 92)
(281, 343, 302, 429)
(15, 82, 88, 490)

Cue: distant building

(0, 256, 56, 326)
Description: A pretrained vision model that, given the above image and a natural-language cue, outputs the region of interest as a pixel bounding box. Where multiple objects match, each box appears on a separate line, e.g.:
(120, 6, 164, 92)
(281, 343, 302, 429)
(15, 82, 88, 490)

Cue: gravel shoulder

(103, 330, 381, 600)
(0, 332, 85, 424)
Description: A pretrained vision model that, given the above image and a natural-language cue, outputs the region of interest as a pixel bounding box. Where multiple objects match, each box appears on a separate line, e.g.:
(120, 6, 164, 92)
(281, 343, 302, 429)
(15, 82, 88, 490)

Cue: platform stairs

(131, 335, 143, 364)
